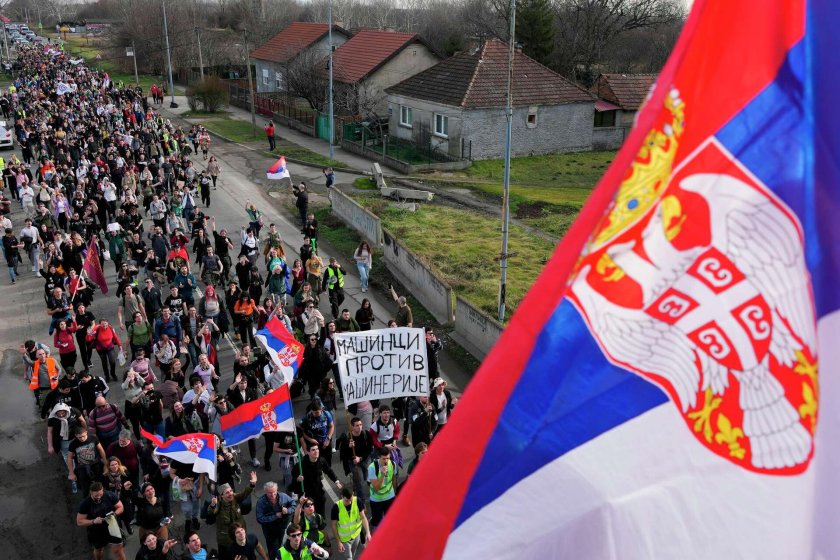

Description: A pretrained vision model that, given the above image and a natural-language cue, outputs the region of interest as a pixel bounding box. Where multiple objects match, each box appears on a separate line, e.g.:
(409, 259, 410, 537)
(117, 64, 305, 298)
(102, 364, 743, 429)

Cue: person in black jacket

(298, 336, 333, 399)
(337, 416, 374, 500)
(226, 373, 262, 468)
(295, 444, 343, 517)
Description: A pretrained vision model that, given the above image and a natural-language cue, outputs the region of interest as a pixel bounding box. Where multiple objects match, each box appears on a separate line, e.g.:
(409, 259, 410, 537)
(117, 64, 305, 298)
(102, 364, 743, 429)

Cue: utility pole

(130, 41, 139, 85)
(195, 28, 204, 82)
(162, 0, 177, 108)
(243, 29, 257, 137)
(498, 0, 516, 323)
(328, 0, 334, 159)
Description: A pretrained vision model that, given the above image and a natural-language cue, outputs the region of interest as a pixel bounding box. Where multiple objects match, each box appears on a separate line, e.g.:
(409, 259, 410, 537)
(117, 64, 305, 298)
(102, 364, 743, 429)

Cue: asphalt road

(0, 123, 441, 558)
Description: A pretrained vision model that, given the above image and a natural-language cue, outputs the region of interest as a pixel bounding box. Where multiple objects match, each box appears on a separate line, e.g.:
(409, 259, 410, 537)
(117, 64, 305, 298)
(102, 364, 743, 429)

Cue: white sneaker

(251, 459, 261, 467)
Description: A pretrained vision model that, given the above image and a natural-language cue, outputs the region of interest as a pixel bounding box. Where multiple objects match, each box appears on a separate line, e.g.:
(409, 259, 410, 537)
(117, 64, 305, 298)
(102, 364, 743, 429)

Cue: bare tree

(283, 46, 329, 111)
(552, 0, 684, 84)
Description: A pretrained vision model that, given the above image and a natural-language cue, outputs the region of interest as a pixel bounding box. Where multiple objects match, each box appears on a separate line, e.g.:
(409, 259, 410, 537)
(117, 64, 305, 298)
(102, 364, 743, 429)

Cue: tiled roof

(386, 39, 594, 108)
(331, 29, 424, 84)
(590, 73, 658, 111)
(250, 22, 346, 64)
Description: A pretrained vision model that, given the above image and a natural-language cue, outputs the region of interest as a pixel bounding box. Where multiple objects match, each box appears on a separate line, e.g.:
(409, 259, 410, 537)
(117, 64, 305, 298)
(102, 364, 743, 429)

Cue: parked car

(0, 121, 14, 149)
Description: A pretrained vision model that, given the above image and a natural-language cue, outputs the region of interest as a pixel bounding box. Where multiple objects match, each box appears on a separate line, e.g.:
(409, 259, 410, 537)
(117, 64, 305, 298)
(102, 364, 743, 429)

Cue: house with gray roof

(385, 39, 596, 160)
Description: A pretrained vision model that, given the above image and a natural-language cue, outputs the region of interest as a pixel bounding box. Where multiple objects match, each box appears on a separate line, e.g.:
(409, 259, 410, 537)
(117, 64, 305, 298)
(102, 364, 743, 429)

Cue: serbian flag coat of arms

(367, 1, 840, 559)
(255, 317, 304, 387)
(140, 429, 217, 482)
(266, 155, 291, 180)
(220, 383, 295, 446)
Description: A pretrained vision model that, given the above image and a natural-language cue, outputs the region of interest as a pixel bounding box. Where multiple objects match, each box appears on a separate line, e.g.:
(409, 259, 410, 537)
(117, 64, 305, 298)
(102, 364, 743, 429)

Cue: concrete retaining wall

(382, 228, 454, 325)
(452, 297, 504, 360)
(329, 189, 383, 247)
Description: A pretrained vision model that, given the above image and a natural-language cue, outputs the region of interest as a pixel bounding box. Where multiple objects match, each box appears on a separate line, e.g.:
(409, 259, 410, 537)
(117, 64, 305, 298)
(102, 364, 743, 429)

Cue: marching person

(330, 487, 371, 560)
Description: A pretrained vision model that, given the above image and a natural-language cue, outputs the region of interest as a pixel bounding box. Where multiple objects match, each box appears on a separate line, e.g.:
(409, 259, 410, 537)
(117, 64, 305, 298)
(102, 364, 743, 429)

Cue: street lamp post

(498, 0, 516, 323)
(162, 0, 177, 108)
(328, 0, 335, 159)
(196, 27, 204, 82)
(243, 29, 257, 137)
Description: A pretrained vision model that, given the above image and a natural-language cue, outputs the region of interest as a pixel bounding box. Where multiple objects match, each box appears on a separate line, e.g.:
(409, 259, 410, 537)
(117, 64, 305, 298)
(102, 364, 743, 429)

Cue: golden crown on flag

(259, 402, 272, 413)
(592, 89, 685, 248)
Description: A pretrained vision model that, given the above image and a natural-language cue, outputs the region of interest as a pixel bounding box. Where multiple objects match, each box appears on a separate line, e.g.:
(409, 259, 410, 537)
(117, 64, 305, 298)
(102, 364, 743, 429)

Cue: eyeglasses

(304, 502, 314, 507)
(288, 533, 302, 538)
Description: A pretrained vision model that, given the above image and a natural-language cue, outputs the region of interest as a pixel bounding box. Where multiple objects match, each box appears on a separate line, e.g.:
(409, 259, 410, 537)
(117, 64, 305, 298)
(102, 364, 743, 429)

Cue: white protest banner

(334, 327, 429, 405)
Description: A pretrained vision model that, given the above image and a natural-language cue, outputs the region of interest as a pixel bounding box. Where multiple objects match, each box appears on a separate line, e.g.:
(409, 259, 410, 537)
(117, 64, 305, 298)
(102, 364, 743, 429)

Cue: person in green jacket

(209, 470, 258, 555)
(106, 229, 129, 273)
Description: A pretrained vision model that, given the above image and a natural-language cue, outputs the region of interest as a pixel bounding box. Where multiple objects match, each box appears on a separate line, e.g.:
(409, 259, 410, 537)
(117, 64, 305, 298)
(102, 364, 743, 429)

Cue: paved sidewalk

(163, 95, 402, 175)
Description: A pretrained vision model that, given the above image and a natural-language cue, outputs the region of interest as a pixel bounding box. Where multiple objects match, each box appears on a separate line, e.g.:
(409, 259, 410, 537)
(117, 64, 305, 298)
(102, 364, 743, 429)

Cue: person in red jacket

(264, 120, 276, 151)
(53, 318, 80, 371)
(88, 319, 123, 382)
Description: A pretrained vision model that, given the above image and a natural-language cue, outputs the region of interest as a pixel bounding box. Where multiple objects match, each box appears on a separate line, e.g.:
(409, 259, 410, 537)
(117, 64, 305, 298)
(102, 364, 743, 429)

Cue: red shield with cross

(570, 137, 817, 475)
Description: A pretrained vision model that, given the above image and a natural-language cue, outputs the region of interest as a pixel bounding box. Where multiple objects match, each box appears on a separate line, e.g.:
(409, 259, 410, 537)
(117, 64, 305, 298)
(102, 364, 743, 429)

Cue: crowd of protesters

(9, 42, 450, 560)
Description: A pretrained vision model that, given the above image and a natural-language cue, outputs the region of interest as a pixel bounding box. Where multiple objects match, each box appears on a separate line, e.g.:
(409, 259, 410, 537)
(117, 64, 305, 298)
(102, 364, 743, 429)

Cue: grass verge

(350, 194, 555, 318)
(308, 203, 478, 374)
(353, 177, 378, 190)
(460, 150, 615, 187)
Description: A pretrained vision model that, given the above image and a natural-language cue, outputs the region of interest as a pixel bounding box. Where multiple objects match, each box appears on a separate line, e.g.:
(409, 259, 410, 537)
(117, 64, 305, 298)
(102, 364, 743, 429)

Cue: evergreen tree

(516, 0, 556, 66)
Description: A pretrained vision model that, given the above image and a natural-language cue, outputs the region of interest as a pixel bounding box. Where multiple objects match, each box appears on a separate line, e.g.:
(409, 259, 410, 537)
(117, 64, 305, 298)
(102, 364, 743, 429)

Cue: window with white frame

(261, 68, 269, 86)
(399, 105, 413, 128)
(434, 113, 449, 137)
(275, 72, 284, 90)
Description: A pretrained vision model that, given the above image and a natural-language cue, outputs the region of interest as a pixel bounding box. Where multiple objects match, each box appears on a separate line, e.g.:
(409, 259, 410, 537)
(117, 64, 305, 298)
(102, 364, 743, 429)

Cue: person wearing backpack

(367, 446, 396, 530)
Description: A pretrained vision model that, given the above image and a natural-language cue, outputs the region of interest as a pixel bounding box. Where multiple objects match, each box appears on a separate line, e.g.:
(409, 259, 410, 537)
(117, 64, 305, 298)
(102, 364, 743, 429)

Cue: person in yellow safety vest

(29, 346, 62, 405)
(0, 156, 5, 173)
(293, 495, 329, 549)
(330, 487, 371, 559)
(279, 522, 329, 560)
(367, 446, 396, 529)
(8, 84, 15, 94)
(321, 256, 345, 319)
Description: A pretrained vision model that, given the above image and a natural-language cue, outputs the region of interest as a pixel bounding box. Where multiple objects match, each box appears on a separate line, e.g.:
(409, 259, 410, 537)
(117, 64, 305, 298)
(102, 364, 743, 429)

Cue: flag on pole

(82, 238, 108, 294)
(220, 383, 295, 446)
(367, 1, 840, 559)
(140, 429, 217, 482)
(266, 156, 290, 180)
(254, 317, 303, 388)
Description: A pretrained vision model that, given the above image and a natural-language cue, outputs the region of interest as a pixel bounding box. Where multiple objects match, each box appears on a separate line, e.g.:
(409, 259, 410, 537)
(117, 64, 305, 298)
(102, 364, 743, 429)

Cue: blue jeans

(356, 262, 369, 290)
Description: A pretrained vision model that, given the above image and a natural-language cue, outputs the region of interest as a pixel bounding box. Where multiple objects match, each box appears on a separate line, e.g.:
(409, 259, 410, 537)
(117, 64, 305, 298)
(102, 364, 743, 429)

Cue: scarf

(49, 402, 71, 439)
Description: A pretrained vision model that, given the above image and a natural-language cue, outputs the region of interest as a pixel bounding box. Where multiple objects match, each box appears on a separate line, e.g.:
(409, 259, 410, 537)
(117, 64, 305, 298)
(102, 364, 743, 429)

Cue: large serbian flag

(255, 316, 304, 387)
(266, 155, 290, 180)
(220, 383, 295, 446)
(82, 238, 109, 294)
(368, 1, 840, 559)
(140, 429, 217, 482)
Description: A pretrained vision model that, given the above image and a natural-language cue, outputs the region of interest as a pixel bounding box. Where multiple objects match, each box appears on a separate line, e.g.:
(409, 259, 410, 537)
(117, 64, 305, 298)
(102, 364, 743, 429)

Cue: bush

(186, 76, 228, 113)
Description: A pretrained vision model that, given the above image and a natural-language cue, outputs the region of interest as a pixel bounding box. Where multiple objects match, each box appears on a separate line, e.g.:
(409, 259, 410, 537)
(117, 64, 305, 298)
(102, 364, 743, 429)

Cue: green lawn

(427, 151, 616, 239)
(53, 34, 179, 93)
(352, 194, 555, 318)
(203, 117, 261, 144)
(462, 151, 615, 188)
(353, 177, 378, 190)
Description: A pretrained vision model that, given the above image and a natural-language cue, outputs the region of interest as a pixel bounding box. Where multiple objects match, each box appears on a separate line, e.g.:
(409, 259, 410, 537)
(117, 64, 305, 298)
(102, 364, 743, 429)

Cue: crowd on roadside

(7, 42, 453, 560)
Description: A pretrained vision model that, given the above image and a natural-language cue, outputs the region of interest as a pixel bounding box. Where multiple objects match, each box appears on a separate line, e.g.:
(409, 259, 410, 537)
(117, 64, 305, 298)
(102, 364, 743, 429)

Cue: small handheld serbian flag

(140, 429, 217, 482)
(267, 155, 290, 180)
(220, 383, 295, 446)
(255, 316, 304, 387)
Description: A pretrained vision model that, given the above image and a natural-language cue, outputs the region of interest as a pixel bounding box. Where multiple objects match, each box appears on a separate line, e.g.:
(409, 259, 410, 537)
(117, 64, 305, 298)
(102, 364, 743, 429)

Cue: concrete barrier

(329, 189, 383, 247)
(452, 296, 504, 360)
(382, 228, 454, 325)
